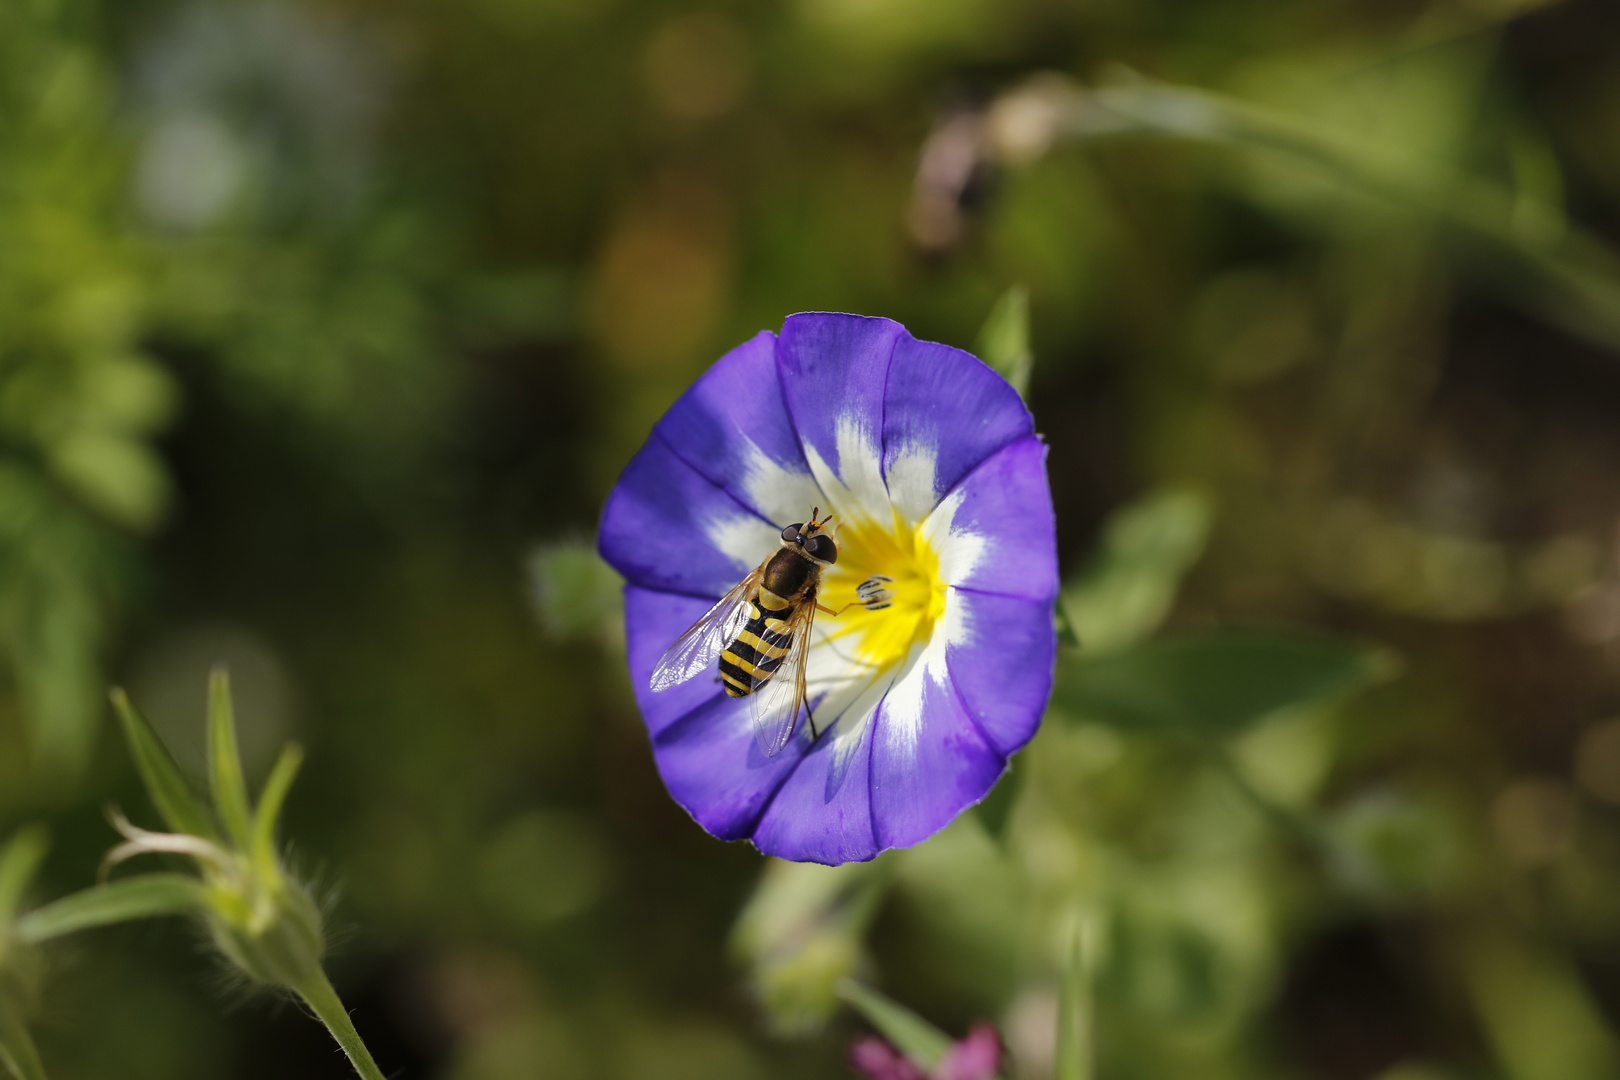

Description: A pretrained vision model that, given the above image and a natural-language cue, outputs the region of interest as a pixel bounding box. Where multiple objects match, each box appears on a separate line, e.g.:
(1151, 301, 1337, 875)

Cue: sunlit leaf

(1053, 629, 1391, 737)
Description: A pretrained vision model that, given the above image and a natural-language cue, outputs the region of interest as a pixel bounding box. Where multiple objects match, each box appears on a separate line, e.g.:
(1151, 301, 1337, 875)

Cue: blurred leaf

(206, 669, 253, 851)
(1053, 601, 1081, 648)
(732, 860, 889, 1035)
(1055, 920, 1096, 1080)
(1053, 629, 1391, 737)
(109, 688, 217, 842)
(837, 979, 951, 1071)
(15, 874, 204, 945)
(1064, 488, 1213, 653)
(528, 540, 623, 644)
(1032, 74, 1620, 354)
(0, 1000, 47, 1080)
(1463, 929, 1620, 1080)
(975, 286, 1033, 397)
(0, 828, 48, 927)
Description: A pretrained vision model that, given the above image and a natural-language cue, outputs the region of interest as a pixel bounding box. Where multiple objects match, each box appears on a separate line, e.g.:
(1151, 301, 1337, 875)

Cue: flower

(850, 1023, 1003, 1080)
(598, 313, 1058, 864)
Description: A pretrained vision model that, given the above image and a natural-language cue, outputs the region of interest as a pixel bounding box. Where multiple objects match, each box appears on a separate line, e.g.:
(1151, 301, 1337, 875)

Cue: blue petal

(598, 433, 769, 597)
(882, 335, 1034, 521)
(869, 674, 1007, 851)
(777, 313, 904, 508)
(651, 330, 819, 520)
(945, 589, 1055, 757)
(653, 696, 810, 841)
(933, 436, 1059, 601)
(626, 586, 809, 838)
(623, 586, 728, 737)
(751, 719, 880, 865)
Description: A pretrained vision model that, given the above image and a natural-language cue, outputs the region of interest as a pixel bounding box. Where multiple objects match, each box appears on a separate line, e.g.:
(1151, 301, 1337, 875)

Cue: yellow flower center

(819, 509, 947, 673)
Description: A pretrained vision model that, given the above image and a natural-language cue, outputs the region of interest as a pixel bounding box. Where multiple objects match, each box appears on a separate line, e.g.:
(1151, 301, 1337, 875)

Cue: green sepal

(15, 874, 206, 946)
(250, 744, 304, 879)
(206, 669, 254, 851)
(110, 688, 217, 841)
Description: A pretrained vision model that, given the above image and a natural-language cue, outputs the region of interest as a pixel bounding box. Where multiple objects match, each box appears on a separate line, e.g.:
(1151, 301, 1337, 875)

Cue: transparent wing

(749, 602, 816, 757)
(649, 567, 762, 692)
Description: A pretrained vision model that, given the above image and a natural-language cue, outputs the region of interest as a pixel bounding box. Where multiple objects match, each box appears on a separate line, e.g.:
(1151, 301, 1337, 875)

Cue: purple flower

(850, 1024, 1004, 1080)
(598, 313, 1058, 865)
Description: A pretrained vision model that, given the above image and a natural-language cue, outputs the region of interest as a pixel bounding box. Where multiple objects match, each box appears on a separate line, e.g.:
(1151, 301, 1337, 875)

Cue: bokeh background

(6, 0, 1620, 1077)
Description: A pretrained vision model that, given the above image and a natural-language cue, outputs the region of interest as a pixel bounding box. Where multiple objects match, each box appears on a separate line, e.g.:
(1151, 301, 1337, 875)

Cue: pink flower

(851, 1023, 1002, 1080)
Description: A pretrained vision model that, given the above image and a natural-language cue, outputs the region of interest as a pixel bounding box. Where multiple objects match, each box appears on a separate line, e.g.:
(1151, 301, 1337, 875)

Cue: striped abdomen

(719, 589, 794, 697)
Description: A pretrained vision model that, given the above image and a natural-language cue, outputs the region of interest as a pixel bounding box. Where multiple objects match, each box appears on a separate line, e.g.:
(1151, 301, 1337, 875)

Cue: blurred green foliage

(4, 0, 1620, 1077)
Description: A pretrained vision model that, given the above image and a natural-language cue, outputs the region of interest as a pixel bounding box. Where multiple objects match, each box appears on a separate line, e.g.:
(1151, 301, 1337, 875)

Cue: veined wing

(748, 601, 816, 757)
(649, 566, 762, 692)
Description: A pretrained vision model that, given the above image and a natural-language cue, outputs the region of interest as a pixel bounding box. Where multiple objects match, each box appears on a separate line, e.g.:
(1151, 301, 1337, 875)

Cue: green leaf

(526, 540, 624, 642)
(1058, 76, 1620, 356)
(837, 979, 952, 1071)
(251, 744, 304, 877)
(15, 874, 205, 945)
(1064, 487, 1212, 653)
(1054, 629, 1392, 738)
(975, 286, 1033, 397)
(0, 997, 48, 1080)
(206, 668, 254, 851)
(1055, 920, 1097, 1080)
(0, 827, 48, 926)
(109, 688, 217, 841)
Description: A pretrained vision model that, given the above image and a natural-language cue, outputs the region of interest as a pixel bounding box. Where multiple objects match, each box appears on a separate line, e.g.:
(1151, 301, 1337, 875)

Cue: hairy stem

(290, 968, 387, 1080)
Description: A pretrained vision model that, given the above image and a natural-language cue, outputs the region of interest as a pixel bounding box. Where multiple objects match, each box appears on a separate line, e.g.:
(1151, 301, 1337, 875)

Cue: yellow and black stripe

(719, 590, 794, 697)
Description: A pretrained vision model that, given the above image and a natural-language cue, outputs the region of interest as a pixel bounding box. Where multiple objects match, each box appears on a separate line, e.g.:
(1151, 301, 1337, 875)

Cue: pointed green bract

(250, 745, 304, 879)
(110, 689, 217, 842)
(206, 669, 254, 851)
(837, 979, 952, 1072)
(15, 875, 205, 946)
(975, 286, 1033, 398)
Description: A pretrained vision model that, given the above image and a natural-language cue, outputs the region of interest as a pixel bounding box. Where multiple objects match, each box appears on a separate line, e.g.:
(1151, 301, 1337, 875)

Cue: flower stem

(290, 968, 387, 1080)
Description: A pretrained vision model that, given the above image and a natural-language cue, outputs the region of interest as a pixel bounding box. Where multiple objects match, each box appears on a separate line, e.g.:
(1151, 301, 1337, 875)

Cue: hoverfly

(650, 508, 856, 757)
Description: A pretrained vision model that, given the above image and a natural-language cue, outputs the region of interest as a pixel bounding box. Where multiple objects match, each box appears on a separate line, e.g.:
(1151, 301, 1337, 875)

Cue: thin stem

(290, 968, 388, 1080)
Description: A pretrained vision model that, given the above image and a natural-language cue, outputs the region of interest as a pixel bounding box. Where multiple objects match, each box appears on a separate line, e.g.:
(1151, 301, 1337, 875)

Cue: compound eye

(805, 534, 838, 564)
(781, 523, 804, 544)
